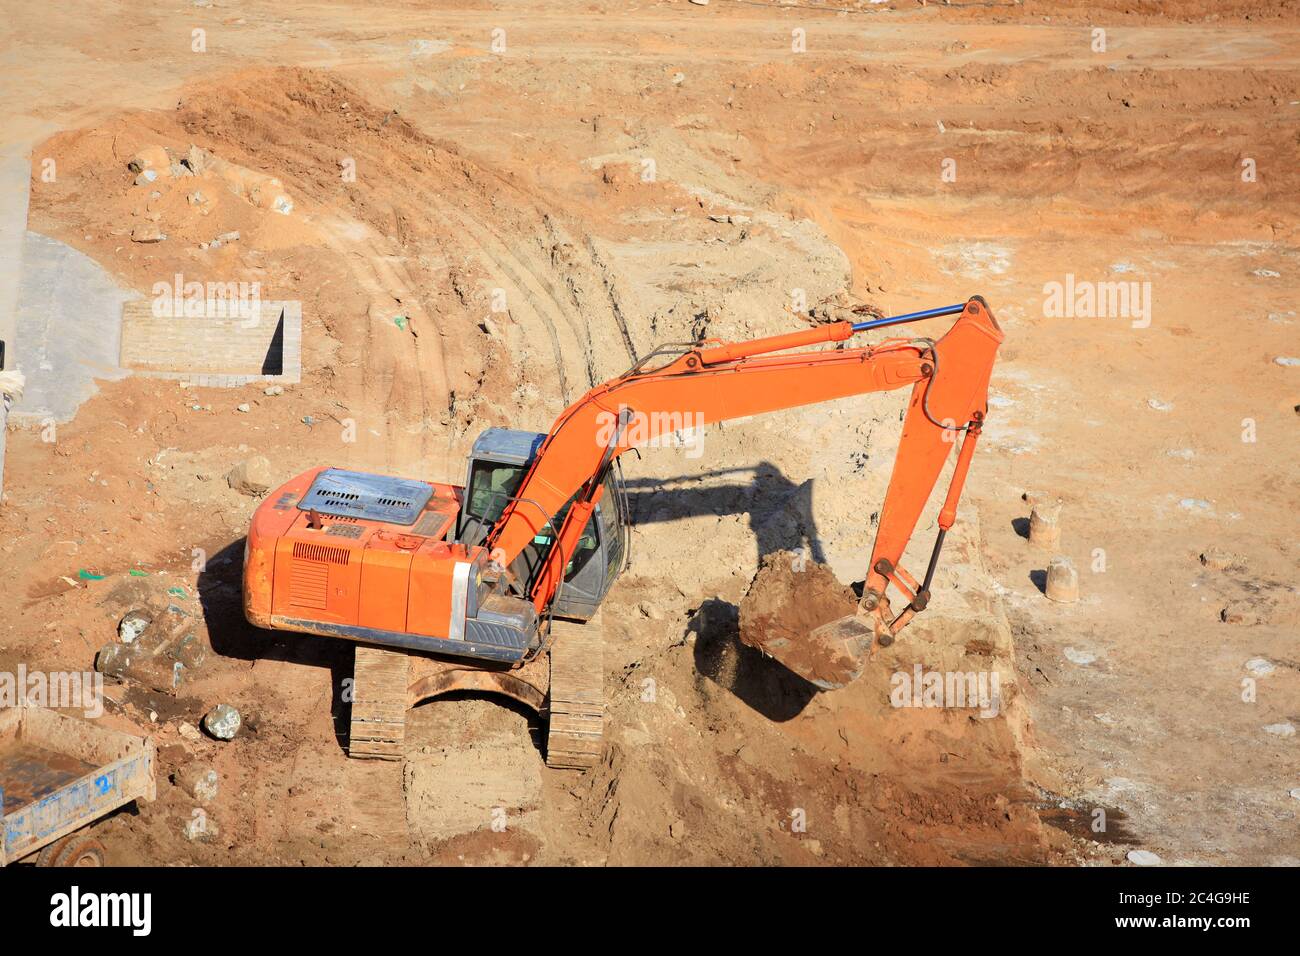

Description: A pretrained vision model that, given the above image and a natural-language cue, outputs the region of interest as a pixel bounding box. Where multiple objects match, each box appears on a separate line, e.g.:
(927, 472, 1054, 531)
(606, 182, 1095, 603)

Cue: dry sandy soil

(1, 0, 1297, 866)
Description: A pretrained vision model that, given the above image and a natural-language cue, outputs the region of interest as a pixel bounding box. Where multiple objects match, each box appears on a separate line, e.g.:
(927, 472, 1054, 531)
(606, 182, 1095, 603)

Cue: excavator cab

(456, 428, 629, 622)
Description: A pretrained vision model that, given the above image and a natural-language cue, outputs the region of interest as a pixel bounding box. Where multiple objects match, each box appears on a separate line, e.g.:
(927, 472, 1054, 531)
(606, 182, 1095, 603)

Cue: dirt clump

(738, 550, 865, 689)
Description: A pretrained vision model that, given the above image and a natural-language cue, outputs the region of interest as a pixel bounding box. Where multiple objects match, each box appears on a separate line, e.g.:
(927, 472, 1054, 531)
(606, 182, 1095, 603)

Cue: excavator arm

(488, 296, 1003, 653)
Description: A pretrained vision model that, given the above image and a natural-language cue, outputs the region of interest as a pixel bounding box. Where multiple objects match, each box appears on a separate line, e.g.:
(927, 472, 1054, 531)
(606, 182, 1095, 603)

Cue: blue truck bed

(0, 706, 155, 866)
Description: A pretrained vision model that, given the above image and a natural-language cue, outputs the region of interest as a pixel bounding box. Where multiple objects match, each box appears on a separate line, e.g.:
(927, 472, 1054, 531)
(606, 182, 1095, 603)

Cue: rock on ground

(227, 455, 272, 496)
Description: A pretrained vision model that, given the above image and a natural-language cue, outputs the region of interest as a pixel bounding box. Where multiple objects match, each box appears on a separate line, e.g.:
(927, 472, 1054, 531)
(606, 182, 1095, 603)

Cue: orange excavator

(243, 296, 1003, 767)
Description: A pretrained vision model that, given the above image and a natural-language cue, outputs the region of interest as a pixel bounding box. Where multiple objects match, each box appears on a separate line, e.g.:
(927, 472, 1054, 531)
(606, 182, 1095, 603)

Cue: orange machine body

(244, 467, 494, 651)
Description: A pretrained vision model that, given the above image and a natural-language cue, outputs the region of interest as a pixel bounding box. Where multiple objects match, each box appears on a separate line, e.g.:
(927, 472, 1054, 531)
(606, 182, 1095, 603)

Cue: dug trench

(3, 65, 1080, 865)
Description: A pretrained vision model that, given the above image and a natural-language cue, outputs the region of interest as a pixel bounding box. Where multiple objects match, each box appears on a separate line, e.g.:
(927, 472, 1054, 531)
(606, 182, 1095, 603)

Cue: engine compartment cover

(298, 468, 434, 525)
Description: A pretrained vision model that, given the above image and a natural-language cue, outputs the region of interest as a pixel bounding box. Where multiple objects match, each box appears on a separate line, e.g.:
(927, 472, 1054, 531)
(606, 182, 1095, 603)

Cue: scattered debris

(183, 144, 211, 175)
(227, 455, 272, 496)
(1199, 547, 1245, 572)
(183, 815, 220, 842)
(1220, 603, 1266, 626)
(204, 704, 243, 741)
(200, 230, 241, 250)
(126, 146, 170, 175)
(174, 763, 219, 804)
(637, 601, 665, 621)
(1244, 658, 1274, 677)
(130, 223, 165, 243)
(96, 604, 207, 695)
(118, 609, 152, 645)
(1126, 849, 1162, 866)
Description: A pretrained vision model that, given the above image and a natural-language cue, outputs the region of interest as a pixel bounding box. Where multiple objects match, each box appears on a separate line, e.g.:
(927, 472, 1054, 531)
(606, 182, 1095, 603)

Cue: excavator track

(348, 644, 411, 760)
(545, 614, 605, 770)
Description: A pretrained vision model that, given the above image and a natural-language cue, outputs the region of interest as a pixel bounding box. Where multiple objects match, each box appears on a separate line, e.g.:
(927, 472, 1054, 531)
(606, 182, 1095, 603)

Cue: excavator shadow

(196, 537, 355, 751)
(200, 462, 832, 741)
(626, 463, 831, 721)
(622, 460, 828, 569)
(688, 598, 820, 722)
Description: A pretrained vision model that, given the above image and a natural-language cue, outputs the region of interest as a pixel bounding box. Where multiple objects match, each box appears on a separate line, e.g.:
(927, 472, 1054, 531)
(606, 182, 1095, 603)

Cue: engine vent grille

(292, 542, 351, 565)
(298, 469, 433, 525)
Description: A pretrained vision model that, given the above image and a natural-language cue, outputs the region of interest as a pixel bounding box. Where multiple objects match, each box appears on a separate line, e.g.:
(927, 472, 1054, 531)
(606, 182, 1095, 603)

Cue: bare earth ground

(1, 0, 1297, 866)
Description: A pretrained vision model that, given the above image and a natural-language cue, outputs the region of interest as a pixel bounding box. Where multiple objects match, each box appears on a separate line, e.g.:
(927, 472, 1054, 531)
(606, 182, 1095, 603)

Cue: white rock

(1244, 658, 1275, 677)
(183, 815, 219, 842)
(1275, 356, 1300, 367)
(1127, 849, 1162, 866)
(1263, 722, 1296, 738)
(1064, 647, 1096, 665)
(118, 610, 151, 645)
(204, 704, 242, 740)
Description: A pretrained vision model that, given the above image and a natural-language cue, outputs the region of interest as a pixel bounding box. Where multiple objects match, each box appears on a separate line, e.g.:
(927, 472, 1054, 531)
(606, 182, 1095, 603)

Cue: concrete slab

(8, 231, 135, 425)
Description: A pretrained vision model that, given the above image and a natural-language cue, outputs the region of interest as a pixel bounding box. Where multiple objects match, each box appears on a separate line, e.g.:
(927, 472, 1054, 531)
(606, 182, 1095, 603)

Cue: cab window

(463, 461, 524, 538)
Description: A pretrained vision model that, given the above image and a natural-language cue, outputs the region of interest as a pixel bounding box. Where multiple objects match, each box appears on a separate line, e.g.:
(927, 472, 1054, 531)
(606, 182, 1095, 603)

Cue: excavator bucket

(737, 553, 876, 691)
(749, 613, 875, 691)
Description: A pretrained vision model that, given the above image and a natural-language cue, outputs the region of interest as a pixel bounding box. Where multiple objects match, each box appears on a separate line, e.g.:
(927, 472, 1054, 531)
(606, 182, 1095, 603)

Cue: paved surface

(9, 231, 134, 425)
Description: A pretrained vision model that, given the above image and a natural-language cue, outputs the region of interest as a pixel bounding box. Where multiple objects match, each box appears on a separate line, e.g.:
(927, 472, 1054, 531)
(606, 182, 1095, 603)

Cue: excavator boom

(491, 297, 1003, 665)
